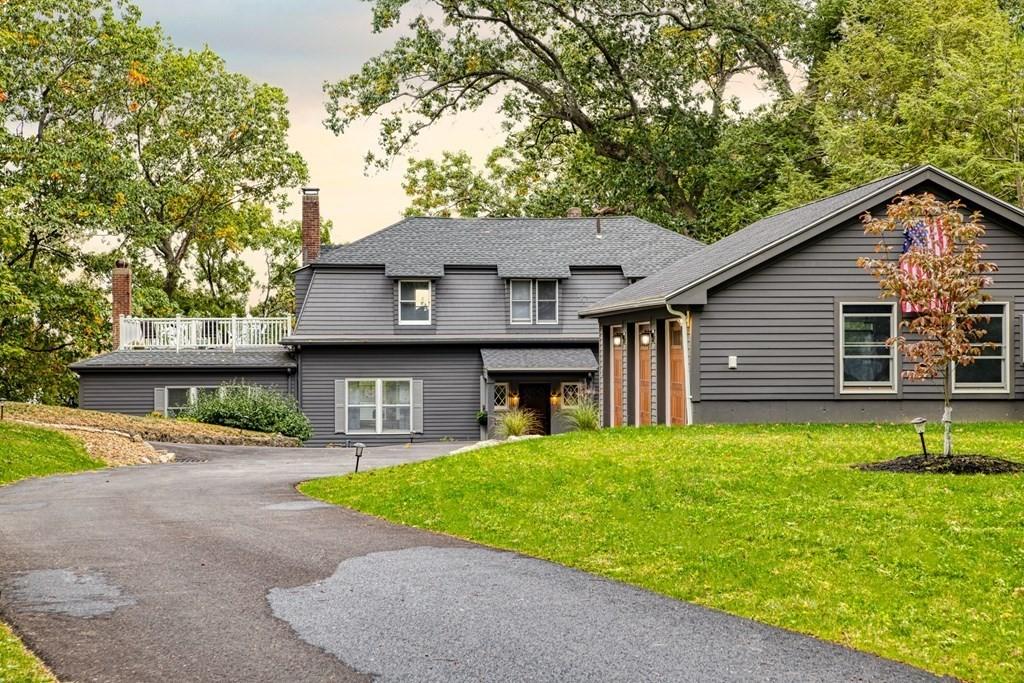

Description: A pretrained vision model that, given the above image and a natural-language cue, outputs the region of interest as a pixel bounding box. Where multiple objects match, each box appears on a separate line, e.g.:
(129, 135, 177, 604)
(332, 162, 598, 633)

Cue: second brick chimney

(301, 187, 321, 265)
(112, 260, 132, 349)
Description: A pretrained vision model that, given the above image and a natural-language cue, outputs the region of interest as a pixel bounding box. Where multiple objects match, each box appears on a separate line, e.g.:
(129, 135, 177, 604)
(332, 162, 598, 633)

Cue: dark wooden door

(517, 383, 551, 434)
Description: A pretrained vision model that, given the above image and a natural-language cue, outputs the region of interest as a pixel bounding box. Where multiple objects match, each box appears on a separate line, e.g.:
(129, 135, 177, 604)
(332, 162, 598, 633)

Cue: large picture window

(953, 303, 1009, 392)
(346, 379, 413, 433)
(840, 303, 897, 393)
(510, 280, 533, 323)
(398, 280, 431, 325)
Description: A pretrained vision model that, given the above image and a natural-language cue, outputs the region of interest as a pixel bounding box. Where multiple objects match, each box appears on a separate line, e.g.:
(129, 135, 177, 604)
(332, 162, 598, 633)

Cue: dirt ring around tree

(856, 454, 1024, 475)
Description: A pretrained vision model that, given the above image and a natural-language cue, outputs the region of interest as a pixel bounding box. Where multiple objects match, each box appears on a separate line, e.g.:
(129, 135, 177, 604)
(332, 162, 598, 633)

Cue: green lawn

(0, 421, 104, 486)
(0, 621, 55, 683)
(302, 423, 1024, 682)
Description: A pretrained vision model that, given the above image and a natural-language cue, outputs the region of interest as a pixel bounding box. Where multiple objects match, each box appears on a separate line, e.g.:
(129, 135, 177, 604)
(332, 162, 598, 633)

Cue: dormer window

(510, 280, 533, 324)
(398, 280, 431, 325)
(509, 279, 559, 324)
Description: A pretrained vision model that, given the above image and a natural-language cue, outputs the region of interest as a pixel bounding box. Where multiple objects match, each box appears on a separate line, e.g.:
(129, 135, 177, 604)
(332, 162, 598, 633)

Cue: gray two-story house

(72, 191, 702, 445)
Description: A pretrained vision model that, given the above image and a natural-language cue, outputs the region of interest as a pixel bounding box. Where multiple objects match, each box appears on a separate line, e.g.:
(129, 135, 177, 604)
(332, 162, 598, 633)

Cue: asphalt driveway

(0, 443, 942, 682)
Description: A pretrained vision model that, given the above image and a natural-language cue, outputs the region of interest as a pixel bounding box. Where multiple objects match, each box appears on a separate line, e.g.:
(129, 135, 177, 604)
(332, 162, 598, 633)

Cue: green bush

(178, 383, 312, 441)
(562, 400, 601, 431)
(496, 407, 541, 438)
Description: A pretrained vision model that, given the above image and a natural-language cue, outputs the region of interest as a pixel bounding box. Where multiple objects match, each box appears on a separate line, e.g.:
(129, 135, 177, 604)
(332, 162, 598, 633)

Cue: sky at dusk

(133, 0, 502, 244)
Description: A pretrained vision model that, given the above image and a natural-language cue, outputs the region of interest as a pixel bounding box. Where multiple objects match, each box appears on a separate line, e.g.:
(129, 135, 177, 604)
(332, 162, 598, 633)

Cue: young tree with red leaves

(858, 194, 998, 456)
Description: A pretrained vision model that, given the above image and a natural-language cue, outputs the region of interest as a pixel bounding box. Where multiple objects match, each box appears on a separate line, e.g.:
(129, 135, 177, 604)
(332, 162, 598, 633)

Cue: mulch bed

(856, 454, 1024, 475)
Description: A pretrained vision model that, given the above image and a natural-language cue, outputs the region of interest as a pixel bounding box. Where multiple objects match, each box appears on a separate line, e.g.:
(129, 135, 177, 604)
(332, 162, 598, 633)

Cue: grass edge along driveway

(301, 423, 1024, 683)
(2, 421, 100, 682)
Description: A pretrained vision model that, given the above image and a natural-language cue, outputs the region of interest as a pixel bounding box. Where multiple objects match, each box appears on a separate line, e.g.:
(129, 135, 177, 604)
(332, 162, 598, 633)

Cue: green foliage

(303, 422, 1024, 682)
(495, 407, 541, 438)
(0, 421, 103, 485)
(177, 384, 313, 441)
(561, 400, 600, 432)
(1, 619, 55, 682)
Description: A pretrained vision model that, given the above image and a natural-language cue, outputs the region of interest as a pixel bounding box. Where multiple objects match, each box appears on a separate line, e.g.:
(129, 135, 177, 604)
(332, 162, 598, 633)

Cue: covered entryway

(480, 347, 599, 436)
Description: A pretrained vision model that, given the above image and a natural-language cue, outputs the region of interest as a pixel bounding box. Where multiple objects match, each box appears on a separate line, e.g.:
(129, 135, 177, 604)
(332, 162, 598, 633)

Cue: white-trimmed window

(954, 303, 1009, 392)
(398, 280, 431, 325)
(561, 381, 584, 407)
(493, 382, 510, 411)
(346, 378, 413, 433)
(537, 280, 558, 324)
(840, 303, 897, 393)
(510, 280, 533, 323)
(164, 386, 218, 416)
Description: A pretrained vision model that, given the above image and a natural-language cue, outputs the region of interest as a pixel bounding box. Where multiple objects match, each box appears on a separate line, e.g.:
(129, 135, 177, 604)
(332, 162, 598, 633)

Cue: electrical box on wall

(728, 355, 738, 369)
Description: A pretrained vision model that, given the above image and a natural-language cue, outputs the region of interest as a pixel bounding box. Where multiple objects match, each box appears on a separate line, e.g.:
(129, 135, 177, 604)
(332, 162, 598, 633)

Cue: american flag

(900, 218, 950, 313)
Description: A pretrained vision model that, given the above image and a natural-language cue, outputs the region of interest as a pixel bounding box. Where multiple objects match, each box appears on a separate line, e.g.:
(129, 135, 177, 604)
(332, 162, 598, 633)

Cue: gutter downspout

(666, 303, 693, 426)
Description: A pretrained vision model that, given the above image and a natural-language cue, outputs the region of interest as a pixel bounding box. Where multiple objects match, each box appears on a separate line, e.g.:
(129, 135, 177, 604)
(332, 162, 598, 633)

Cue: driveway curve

(0, 443, 943, 682)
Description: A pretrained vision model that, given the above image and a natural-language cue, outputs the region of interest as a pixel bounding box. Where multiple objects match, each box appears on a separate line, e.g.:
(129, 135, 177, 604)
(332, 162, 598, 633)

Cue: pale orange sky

(135, 0, 783, 246)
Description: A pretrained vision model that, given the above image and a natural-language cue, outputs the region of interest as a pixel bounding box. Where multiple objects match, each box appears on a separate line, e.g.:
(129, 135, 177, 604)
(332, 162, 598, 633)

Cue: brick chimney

(112, 260, 132, 349)
(301, 187, 321, 265)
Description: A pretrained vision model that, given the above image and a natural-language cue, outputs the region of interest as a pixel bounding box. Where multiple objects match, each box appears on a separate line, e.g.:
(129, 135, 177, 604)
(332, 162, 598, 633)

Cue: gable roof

(313, 216, 703, 279)
(70, 349, 296, 371)
(580, 165, 1024, 316)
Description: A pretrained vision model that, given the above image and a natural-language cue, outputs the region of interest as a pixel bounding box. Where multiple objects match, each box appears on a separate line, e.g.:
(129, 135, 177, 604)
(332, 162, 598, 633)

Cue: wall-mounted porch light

(510, 393, 520, 407)
(611, 332, 624, 346)
(910, 417, 928, 456)
(639, 330, 652, 346)
(550, 393, 560, 406)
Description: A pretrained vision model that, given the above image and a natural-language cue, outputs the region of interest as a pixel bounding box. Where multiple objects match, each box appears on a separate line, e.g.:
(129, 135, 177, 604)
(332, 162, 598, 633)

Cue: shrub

(178, 383, 313, 441)
(562, 400, 601, 431)
(495, 408, 541, 439)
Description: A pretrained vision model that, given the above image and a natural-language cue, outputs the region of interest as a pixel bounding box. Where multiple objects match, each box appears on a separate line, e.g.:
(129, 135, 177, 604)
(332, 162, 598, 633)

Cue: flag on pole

(899, 218, 950, 313)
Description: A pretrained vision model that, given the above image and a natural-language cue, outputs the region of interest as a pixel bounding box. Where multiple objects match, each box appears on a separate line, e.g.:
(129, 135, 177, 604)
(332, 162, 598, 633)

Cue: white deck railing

(118, 315, 292, 350)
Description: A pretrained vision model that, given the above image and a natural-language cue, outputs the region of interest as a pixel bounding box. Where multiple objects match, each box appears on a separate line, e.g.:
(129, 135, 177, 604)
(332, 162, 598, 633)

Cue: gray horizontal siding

(299, 345, 482, 446)
(293, 266, 627, 340)
(699, 208, 1024, 402)
(294, 268, 313, 317)
(695, 399, 1024, 423)
(78, 370, 292, 415)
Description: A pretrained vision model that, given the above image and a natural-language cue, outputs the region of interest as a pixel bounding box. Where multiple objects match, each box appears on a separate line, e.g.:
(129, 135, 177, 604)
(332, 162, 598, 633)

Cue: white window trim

(493, 382, 510, 411)
(536, 280, 559, 325)
(953, 302, 1010, 394)
(839, 302, 898, 395)
(509, 279, 533, 324)
(560, 381, 584, 407)
(164, 385, 220, 416)
(398, 280, 432, 326)
(345, 378, 414, 434)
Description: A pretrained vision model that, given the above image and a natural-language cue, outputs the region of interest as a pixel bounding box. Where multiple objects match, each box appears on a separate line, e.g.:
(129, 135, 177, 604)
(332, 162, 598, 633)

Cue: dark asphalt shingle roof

(581, 168, 923, 315)
(70, 349, 296, 370)
(314, 216, 703, 279)
(480, 347, 598, 372)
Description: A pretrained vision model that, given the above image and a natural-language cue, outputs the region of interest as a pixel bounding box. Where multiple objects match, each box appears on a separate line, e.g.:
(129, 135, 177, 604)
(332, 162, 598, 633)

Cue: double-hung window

(953, 303, 1009, 392)
(346, 379, 413, 433)
(510, 280, 533, 323)
(398, 280, 431, 325)
(536, 280, 558, 324)
(840, 303, 897, 393)
(510, 279, 558, 324)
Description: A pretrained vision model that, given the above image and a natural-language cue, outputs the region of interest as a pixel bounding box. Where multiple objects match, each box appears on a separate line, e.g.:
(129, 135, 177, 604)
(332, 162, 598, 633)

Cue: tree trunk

(942, 370, 953, 457)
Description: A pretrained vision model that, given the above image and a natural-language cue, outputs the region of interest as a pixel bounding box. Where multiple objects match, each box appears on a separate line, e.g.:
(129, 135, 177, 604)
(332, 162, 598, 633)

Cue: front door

(669, 319, 687, 425)
(637, 323, 652, 425)
(517, 383, 551, 435)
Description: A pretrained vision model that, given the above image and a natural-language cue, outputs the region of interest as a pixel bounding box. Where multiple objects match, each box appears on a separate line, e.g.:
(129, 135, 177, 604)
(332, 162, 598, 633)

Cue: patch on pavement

(3, 569, 135, 618)
(263, 500, 332, 511)
(266, 546, 938, 683)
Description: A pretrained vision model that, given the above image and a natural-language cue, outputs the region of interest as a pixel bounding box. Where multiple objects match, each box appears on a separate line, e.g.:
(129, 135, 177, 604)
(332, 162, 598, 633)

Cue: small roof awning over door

(480, 347, 598, 373)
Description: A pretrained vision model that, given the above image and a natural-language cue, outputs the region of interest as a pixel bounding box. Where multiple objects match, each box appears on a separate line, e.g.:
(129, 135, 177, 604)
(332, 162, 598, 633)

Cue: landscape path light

(353, 442, 366, 473)
(911, 418, 928, 456)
